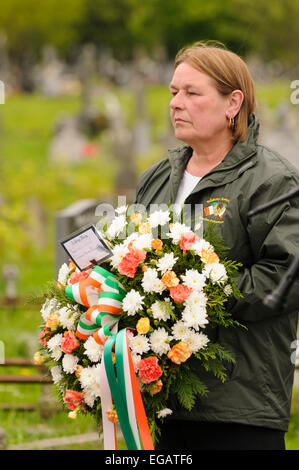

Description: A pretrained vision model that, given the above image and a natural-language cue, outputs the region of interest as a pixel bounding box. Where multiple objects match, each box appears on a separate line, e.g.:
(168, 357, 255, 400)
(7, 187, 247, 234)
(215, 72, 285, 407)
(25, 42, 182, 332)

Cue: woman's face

(169, 62, 231, 146)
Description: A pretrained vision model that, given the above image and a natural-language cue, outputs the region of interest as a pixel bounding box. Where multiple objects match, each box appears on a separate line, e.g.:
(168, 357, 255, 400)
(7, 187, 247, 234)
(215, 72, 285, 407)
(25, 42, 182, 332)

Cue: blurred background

(0, 0, 298, 450)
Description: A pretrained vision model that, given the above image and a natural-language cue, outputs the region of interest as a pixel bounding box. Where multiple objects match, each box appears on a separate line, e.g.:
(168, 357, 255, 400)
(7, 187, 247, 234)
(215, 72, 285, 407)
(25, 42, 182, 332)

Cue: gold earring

(228, 117, 235, 129)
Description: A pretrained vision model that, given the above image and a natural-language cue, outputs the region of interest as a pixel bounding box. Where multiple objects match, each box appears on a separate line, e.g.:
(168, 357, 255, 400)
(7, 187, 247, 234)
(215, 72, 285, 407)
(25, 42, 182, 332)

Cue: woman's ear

(226, 90, 244, 119)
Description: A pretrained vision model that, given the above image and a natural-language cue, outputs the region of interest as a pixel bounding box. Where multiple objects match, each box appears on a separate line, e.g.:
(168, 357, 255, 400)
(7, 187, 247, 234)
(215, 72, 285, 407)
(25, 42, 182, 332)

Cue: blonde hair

(174, 40, 257, 143)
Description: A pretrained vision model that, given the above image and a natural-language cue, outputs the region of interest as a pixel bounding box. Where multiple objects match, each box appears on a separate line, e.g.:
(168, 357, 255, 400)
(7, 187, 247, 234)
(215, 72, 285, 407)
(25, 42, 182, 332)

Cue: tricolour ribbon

(65, 265, 154, 450)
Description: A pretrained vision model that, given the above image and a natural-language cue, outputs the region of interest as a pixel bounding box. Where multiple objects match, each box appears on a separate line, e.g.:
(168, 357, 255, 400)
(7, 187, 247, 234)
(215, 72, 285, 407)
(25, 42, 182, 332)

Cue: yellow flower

(130, 212, 143, 225)
(161, 270, 180, 288)
(106, 408, 119, 423)
(45, 312, 60, 330)
(136, 317, 150, 335)
(75, 365, 83, 378)
(33, 351, 45, 366)
(151, 238, 163, 251)
(167, 341, 191, 365)
(68, 410, 78, 420)
(139, 222, 151, 234)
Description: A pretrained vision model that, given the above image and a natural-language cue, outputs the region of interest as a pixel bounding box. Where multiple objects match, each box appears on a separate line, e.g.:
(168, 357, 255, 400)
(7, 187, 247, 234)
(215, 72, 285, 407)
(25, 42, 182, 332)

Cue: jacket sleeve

(229, 172, 299, 323)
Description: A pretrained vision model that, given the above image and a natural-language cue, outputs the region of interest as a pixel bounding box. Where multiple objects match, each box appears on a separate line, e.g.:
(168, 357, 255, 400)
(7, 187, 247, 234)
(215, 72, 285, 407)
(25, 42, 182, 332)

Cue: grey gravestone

(55, 198, 114, 276)
(2, 264, 19, 304)
(0, 427, 6, 450)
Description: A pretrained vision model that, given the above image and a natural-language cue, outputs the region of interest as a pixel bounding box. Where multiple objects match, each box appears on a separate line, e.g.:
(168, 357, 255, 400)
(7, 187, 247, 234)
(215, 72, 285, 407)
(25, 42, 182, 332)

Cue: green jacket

(135, 114, 299, 431)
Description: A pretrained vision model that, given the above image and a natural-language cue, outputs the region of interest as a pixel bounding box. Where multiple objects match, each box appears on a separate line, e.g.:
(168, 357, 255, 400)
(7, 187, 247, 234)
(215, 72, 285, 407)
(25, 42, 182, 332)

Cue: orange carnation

(201, 249, 220, 264)
(151, 238, 163, 251)
(161, 270, 180, 288)
(148, 379, 163, 396)
(45, 312, 59, 330)
(167, 341, 191, 365)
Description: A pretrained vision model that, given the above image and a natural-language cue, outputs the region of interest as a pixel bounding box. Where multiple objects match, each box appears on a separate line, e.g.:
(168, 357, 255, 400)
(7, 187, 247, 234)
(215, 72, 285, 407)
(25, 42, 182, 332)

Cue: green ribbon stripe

(104, 334, 138, 450)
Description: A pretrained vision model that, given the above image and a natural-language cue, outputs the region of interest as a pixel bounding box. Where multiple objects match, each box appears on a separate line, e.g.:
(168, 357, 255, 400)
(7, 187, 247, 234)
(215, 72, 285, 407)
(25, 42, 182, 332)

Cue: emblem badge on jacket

(203, 198, 229, 223)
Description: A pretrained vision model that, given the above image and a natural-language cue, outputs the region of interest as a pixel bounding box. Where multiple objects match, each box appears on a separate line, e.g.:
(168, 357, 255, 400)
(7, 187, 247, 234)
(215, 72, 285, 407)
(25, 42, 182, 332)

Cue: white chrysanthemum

(184, 290, 208, 309)
(151, 300, 174, 321)
(157, 408, 173, 418)
(182, 306, 209, 330)
(81, 365, 101, 399)
(51, 347, 63, 362)
(167, 222, 190, 244)
(147, 209, 170, 228)
(122, 289, 144, 316)
(40, 298, 58, 322)
(110, 243, 129, 269)
(84, 336, 104, 362)
(84, 389, 96, 408)
(107, 215, 127, 239)
(132, 233, 153, 250)
(156, 252, 178, 274)
(171, 321, 191, 341)
(153, 278, 166, 294)
(192, 238, 214, 255)
(149, 327, 172, 355)
(131, 353, 142, 372)
(129, 334, 150, 355)
(141, 268, 159, 293)
(57, 263, 70, 284)
(50, 365, 63, 384)
(47, 333, 63, 352)
(181, 269, 206, 292)
(203, 263, 228, 284)
(223, 284, 233, 296)
(89, 380, 101, 398)
(184, 331, 209, 353)
(79, 366, 98, 388)
(58, 305, 80, 330)
(62, 354, 79, 374)
(115, 205, 128, 215)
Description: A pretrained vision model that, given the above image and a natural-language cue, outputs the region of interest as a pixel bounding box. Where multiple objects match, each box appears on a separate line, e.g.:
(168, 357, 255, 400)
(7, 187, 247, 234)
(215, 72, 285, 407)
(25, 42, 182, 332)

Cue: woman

(134, 41, 299, 450)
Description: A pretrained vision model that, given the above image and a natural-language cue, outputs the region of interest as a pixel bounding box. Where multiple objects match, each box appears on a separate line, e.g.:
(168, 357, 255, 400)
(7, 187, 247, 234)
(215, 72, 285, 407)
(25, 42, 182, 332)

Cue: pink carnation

(69, 271, 89, 285)
(64, 389, 85, 410)
(179, 232, 199, 254)
(170, 284, 192, 302)
(61, 331, 79, 354)
(118, 248, 146, 278)
(137, 356, 162, 384)
(39, 327, 51, 346)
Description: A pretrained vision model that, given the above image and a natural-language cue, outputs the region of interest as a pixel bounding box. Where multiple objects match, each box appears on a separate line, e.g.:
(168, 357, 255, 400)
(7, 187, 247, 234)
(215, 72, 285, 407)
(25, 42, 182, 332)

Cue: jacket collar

(168, 114, 259, 200)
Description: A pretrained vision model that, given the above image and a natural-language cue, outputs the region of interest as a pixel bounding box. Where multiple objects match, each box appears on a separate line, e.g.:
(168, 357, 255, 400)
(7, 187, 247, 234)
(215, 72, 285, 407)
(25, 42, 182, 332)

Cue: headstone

(55, 198, 114, 276)
(36, 46, 65, 97)
(49, 115, 90, 164)
(103, 90, 137, 202)
(0, 428, 6, 450)
(38, 385, 62, 419)
(258, 103, 299, 170)
(76, 44, 107, 137)
(2, 264, 19, 305)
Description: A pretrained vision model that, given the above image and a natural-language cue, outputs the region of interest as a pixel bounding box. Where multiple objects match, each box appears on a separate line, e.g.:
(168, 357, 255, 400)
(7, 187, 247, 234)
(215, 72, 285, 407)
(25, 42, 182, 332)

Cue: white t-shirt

(174, 170, 202, 207)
